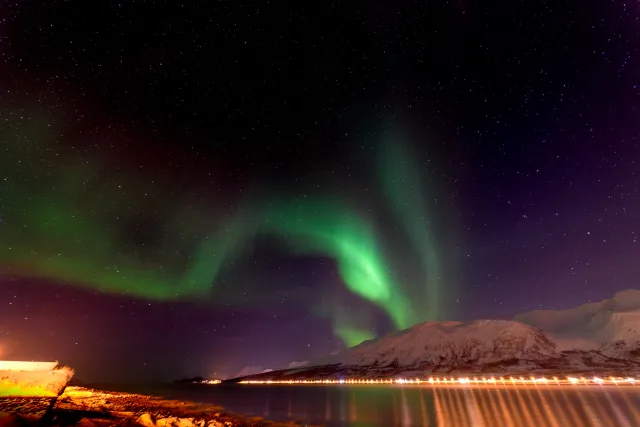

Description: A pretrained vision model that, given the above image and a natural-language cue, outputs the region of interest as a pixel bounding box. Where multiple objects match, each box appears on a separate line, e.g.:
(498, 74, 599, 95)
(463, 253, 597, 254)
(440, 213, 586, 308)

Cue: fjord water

(139, 383, 640, 426)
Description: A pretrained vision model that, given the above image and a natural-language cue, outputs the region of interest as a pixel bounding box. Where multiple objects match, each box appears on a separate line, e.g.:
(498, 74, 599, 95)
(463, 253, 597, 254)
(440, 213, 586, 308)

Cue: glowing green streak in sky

(0, 111, 449, 346)
(1, 132, 417, 331)
(335, 328, 376, 347)
(260, 199, 415, 329)
(1, 126, 234, 300)
(331, 306, 378, 347)
(379, 137, 443, 320)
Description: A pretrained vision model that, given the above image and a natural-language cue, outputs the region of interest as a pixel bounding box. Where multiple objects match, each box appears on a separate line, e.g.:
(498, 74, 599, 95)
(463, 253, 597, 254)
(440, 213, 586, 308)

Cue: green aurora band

(1, 114, 448, 347)
(379, 138, 442, 320)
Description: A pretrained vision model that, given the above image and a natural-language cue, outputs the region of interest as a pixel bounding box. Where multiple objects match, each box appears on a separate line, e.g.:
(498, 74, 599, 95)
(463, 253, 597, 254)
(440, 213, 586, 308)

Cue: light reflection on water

(149, 384, 640, 427)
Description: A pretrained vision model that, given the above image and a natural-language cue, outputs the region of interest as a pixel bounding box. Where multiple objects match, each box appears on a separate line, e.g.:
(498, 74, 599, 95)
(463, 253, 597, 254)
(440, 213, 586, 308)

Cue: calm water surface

(124, 383, 640, 427)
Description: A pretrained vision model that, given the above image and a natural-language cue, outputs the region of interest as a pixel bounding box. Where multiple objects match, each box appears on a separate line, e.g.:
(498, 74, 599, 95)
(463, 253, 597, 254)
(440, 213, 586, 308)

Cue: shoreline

(1, 386, 308, 427)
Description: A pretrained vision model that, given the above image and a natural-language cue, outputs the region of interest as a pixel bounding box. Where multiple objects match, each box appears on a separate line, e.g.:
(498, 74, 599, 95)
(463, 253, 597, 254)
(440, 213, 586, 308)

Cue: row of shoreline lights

(237, 376, 638, 386)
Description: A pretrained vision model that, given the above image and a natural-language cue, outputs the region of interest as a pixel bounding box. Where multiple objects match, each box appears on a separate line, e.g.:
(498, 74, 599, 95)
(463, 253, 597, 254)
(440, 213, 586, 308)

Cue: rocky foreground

(0, 387, 308, 427)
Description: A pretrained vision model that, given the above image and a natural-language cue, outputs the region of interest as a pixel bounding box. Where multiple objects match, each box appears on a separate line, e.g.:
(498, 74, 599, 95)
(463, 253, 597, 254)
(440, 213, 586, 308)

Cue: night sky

(1, 1, 639, 382)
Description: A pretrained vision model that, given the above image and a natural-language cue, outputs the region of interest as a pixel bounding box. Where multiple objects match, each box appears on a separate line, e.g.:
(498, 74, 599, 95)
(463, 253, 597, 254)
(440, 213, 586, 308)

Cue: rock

(156, 417, 195, 427)
(76, 418, 100, 427)
(205, 421, 234, 427)
(137, 413, 156, 427)
(76, 418, 119, 427)
(178, 418, 196, 427)
(156, 417, 176, 427)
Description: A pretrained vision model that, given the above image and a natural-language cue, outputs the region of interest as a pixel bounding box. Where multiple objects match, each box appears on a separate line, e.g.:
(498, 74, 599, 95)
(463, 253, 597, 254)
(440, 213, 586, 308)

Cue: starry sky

(0, 1, 639, 382)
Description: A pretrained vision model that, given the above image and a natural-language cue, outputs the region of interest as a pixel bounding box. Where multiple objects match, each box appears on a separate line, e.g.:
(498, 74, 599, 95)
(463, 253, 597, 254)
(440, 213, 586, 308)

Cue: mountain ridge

(229, 291, 640, 381)
(515, 289, 640, 355)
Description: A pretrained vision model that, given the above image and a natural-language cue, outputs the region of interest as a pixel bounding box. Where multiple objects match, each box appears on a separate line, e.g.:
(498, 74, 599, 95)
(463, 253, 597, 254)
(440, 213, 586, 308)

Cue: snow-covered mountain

(515, 289, 640, 356)
(313, 320, 556, 368)
(232, 319, 593, 381)
(230, 291, 640, 381)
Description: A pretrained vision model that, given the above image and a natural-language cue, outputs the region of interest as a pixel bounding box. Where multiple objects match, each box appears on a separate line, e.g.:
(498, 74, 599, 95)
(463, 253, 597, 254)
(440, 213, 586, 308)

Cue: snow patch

(515, 289, 640, 354)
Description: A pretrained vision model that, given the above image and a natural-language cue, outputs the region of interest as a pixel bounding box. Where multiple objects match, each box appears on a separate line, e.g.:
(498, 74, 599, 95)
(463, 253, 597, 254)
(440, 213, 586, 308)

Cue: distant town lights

(236, 376, 638, 386)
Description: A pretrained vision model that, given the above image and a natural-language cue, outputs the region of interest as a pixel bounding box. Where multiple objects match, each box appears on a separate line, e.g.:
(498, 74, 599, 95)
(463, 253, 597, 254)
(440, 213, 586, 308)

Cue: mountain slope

(231, 291, 640, 382)
(231, 320, 573, 380)
(314, 319, 556, 368)
(515, 289, 640, 354)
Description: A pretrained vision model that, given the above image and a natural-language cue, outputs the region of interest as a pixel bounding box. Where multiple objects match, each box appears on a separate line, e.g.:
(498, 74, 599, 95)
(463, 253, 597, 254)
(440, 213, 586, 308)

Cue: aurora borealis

(1, 112, 447, 347)
(2, 0, 640, 381)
